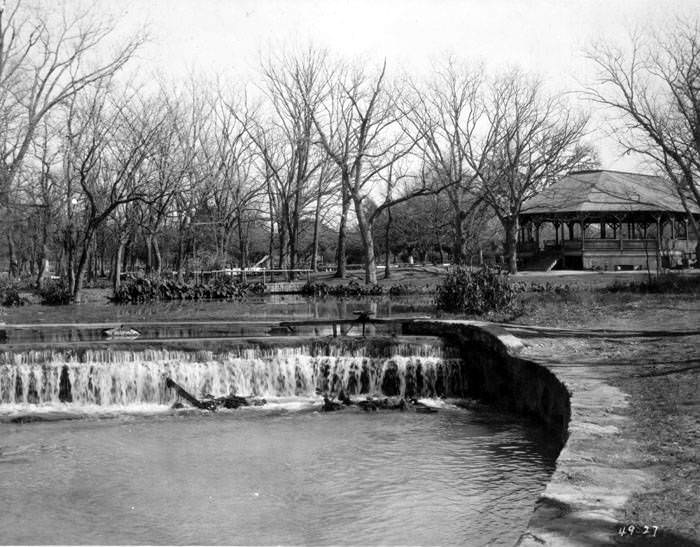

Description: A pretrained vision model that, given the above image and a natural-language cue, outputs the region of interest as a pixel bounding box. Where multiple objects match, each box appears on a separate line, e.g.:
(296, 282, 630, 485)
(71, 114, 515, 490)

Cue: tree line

(1, 2, 699, 302)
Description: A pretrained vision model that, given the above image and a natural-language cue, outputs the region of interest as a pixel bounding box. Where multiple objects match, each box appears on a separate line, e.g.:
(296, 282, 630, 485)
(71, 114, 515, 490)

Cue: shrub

(388, 283, 411, 296)
(435, 267, 519, 315)
(112, 275, 265, 303)
(300, 280, 384, 297)
(0, 282, 23, 307)
(39, 280, 73, 305)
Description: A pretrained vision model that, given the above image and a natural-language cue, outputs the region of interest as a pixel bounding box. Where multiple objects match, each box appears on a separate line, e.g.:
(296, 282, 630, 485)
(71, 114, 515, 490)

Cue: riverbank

(505, 294, 700, 545)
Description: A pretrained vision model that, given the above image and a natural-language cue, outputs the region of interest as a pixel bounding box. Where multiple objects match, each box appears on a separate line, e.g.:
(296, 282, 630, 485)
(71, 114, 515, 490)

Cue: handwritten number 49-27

(618, 524, 659, 537)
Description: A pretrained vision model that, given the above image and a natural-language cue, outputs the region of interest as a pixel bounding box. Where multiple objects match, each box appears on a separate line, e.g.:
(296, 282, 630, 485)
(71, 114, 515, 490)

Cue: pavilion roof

(520, 170, 699, 217)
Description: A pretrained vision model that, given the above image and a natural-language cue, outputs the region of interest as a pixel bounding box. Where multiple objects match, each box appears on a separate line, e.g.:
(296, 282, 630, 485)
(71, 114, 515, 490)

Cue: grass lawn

(506, 279, 700, 543)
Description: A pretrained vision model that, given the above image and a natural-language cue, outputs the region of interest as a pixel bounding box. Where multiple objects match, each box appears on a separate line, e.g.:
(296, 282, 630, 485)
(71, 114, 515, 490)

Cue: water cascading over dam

(0, 343, 465, 409)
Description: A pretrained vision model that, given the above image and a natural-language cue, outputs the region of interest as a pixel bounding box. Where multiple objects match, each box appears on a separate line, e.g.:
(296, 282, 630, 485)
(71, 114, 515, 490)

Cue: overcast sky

(115, 0, 700, 172)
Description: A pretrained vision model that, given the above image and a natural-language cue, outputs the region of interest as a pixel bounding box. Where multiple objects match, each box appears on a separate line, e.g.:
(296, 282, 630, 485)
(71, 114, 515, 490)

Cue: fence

(119, 268, 313, 283)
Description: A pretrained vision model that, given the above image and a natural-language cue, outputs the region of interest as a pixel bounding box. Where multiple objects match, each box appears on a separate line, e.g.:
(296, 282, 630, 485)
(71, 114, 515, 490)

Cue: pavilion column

(554, 221, 560, 245)
(600, 221, 606, 239)
(580, 218, 586, 251)
(670, 216, 675, 240)
(618, 219, 624, 251)
(535, 222, 541, 251)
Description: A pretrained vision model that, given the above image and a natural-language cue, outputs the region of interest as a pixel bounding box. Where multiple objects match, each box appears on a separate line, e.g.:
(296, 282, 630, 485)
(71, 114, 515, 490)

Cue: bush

(112, 275, 265, 303)
(39, 280, 73, 305)
(435, 267, 519, 315)
(0, 282, 24, 307)
(300, 280, 384, 297)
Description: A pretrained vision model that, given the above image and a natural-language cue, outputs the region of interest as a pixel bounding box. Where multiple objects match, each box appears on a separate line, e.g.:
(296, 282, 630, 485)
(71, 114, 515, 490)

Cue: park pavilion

(517, 170, 700, 271)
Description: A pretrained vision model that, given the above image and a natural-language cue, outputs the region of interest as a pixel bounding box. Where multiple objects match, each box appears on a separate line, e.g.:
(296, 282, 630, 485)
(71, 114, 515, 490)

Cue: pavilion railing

(537, 239, 660, 252)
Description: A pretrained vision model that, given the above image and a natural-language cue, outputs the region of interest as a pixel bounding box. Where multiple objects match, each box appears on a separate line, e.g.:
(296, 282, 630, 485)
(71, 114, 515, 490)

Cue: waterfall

(0, 344, 465, 409)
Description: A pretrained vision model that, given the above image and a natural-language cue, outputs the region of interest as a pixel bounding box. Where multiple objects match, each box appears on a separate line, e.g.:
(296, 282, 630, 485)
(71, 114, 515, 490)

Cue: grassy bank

(510, 280, 699, 543)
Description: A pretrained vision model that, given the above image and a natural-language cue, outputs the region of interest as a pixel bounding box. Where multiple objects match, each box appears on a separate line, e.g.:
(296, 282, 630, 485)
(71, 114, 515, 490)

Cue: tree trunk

(113, 239, 126, 292)
(353, 196, 377, 284)
(268, 219, 275, 273)
(453, 210, 465, 265)
(503, 217, 519, 274)
(237, 213, 248, 283)
(7, 233, 18, 278)
(311, 191, 322, 273)
(73, 231, 94, 302)
(383, 206, 392, 279)
(35, 241, 50, 289)
(65, 227, 76, 295)
(278, 218, 288, 270)
(145, 233, 153, 274)
(153, 236, 162, 275)
(176, 227, 186, 282)
(289, 185, 302, 281)
(335, 183, 350, 279)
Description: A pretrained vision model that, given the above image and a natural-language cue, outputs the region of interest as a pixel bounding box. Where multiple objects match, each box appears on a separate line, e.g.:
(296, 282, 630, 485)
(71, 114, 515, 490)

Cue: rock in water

(322, 396, 343, 412)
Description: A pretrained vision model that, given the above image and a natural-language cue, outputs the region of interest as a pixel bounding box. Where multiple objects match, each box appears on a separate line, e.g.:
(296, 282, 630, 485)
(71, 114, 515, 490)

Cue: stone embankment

(400, 319, 688, 546)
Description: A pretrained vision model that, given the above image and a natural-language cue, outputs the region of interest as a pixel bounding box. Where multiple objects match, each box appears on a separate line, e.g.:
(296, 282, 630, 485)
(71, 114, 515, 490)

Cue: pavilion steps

(522, 251, 560, 272)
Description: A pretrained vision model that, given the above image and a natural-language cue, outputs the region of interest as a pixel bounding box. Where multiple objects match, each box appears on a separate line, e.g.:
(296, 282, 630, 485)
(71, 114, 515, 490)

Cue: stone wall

(402, 319, 571, 447)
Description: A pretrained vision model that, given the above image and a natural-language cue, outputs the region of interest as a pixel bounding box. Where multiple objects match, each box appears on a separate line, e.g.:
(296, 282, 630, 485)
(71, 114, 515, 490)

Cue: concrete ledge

(400, 319, 648, 546)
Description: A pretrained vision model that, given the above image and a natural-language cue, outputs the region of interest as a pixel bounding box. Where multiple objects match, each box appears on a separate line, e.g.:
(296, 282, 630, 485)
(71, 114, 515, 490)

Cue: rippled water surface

(0, 407, 556, 546)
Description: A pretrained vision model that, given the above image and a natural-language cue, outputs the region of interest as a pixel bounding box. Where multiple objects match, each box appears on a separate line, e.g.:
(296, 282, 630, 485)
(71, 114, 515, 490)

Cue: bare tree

(0, 1, 144, 225)
(241, 48, 332, 278)
(206, 88, 266, 277)
(465, 70, 594, 273)
(60, 82, 165, 300)
(312, 60, 436, 284)
(586, 20, 700, 263)
(407, 58, 485, 264)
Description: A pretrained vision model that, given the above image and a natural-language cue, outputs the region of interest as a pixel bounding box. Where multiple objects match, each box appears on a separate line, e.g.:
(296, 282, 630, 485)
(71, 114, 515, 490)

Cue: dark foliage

(39, 280, 73, 305)
(112, 275, 265, 303)
(0, 282, 24, 307)
(300, 280, 384, 297)
(435, 267, 519, 315)
(605, 274, 700, 294)
(300, 280, 429, 298)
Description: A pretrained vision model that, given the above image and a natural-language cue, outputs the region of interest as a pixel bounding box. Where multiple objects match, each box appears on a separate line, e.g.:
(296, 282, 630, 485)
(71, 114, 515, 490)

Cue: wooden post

(618, 219, 624, 251)
(580, 219, 586, 251)
(670, 217, 675, 240)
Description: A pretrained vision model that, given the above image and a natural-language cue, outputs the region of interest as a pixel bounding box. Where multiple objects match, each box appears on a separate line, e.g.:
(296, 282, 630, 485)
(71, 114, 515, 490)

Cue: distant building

(517, 170, 699, 270)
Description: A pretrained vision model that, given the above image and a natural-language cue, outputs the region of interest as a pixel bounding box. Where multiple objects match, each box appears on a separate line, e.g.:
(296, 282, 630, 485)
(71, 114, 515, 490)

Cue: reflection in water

(3, 295, 436, 325)
(2, 296, 435, 346)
